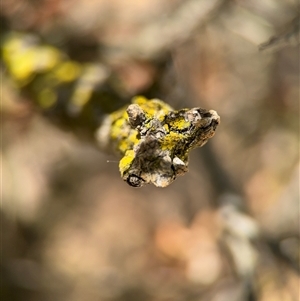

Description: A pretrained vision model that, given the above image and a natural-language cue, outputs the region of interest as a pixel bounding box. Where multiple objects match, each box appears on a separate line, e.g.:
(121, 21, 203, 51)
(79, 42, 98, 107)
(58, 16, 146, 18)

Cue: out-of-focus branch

(106, 0, 227, 59)
(259, 16, 300, 51)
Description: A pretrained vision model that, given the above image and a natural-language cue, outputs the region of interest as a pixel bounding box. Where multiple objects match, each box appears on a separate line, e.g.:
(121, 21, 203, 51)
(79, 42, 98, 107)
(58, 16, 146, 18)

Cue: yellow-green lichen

(99, 96, 220, 188)
(37, 88, 57, 108)
(2, 33, 61, 86)
(108, 109, 140, 155)
(52, 61, 81, 82)
(161, 131, 185, 151)
(168, 116, 191, 131)
(119, 150, 135, 175)
(132, 96, 173, 121)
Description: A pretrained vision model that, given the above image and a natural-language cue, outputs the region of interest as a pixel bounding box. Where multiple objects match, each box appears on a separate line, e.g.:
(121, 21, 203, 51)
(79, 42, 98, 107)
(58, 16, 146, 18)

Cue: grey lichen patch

(96, 96, 220, 187)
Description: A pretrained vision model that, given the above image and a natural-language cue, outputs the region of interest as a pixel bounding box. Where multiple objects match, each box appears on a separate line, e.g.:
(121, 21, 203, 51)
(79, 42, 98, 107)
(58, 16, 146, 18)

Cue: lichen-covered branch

(1, 33, 220, 188)
(96, 96, 220, 187)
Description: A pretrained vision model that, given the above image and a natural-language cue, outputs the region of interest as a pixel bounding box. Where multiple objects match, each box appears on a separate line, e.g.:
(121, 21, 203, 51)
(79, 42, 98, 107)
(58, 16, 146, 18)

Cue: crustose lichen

(96, 96, 220, 187)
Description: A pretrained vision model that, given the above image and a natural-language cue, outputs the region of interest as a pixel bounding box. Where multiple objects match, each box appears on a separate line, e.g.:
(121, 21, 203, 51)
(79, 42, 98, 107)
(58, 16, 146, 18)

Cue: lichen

(96, 97, 220, 188)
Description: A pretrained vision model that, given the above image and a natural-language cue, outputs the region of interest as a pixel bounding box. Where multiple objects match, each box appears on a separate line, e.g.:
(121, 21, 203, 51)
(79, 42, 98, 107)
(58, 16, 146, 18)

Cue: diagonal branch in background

(259, 16, 300, 52)
(104, 0, 227, 60)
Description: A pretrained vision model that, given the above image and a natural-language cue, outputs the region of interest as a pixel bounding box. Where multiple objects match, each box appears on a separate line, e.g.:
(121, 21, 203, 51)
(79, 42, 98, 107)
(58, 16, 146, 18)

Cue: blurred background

(1, 0, 299, 301)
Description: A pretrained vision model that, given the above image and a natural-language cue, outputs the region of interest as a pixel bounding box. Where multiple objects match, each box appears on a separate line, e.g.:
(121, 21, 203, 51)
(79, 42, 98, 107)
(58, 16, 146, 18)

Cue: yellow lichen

(38, 88, 57, 108)
(53, 61, 81, 82)
(2, 34, 61, 86)
(169, 116, 190, 130)
(119, 150, 135, 175)
(161, 132, 185, 151)
(132, 96, 173, 121)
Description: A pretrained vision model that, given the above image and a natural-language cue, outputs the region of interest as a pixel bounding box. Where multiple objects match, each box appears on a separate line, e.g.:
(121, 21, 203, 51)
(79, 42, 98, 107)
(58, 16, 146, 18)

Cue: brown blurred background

(1, 1, 299, 301)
